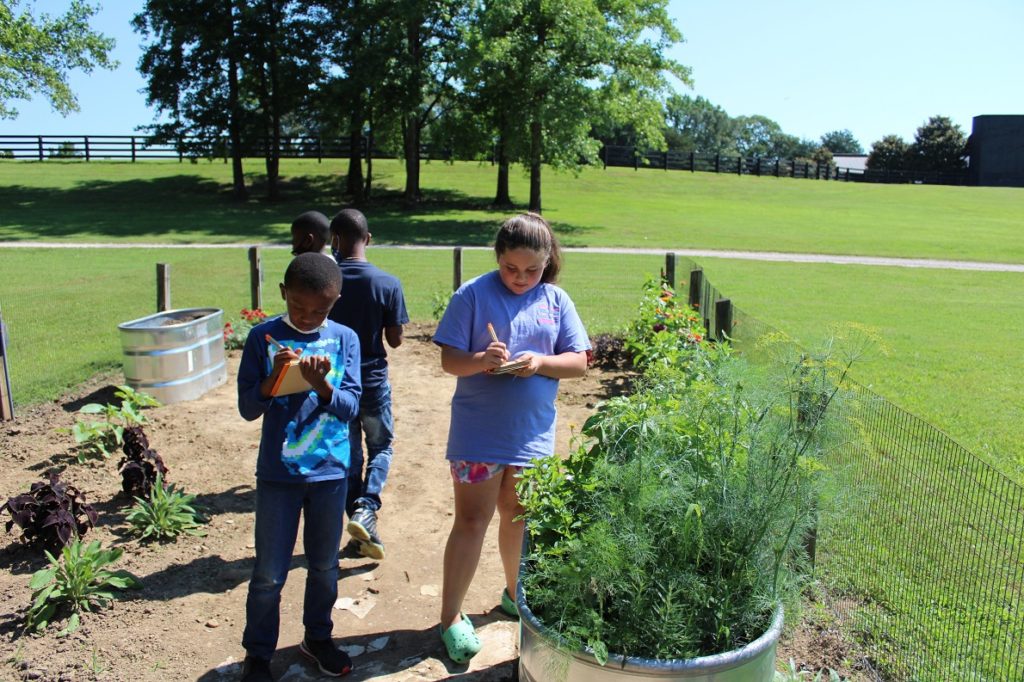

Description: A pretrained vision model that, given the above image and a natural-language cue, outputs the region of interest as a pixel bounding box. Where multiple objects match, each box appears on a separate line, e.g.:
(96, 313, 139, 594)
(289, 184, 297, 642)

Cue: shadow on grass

(0, 172, 595, 245)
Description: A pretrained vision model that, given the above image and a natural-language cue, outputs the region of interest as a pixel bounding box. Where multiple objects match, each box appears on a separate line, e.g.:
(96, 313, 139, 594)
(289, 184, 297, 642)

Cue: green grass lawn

(2, 158, 1024, 262)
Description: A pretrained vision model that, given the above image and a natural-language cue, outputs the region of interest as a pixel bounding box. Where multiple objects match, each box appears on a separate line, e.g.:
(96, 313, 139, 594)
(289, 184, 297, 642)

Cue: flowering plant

(623, 278, 710, 371)
(223, 308, 267, 350)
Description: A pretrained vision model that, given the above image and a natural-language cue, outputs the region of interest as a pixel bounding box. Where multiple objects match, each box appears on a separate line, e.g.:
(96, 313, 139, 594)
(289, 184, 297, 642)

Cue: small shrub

(1, 473, 97, 553)
(224, 308, 267, 350)
(118, 426, 169, 499)
(126, 473, 206, 542)
(26, 539, 141, 636)
(775, 659, 845, 681)
(48, 142, 79, 159)
(0, 149, 14, 159)
(430, 290, 452, 322)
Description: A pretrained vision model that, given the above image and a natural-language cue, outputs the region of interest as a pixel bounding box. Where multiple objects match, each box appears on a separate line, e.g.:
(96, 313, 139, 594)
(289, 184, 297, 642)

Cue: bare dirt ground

(0, 323, 861, 681)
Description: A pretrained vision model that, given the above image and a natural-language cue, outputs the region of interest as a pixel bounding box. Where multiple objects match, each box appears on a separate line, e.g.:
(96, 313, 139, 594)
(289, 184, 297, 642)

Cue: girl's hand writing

(481, 341, 509, 372)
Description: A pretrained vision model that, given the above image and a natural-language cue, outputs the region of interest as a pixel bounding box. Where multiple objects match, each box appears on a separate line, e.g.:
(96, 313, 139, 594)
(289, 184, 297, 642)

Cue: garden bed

(0, 323, 862, 681)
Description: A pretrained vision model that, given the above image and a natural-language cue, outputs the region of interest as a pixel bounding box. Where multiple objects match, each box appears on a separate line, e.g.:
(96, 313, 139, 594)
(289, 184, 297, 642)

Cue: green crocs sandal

(440, 613, 482, 663)
(500, 588, 519, 618)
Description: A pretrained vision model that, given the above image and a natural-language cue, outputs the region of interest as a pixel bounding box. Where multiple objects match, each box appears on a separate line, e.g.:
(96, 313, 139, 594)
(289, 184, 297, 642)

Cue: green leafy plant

(622, 278, 711, 371)
(70, 385, 160, 462)
(518, 284, 861, 664)
(1, 473, 97, 553)
(26, 539, 142, 636)
(430, 289, 452, 321)
(223, 308, 267, 350)
(125, 473, 206, 542)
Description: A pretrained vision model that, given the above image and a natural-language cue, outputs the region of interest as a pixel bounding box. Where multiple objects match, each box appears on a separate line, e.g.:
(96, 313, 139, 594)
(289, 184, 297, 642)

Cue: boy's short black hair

(284, 253, 342, 295)
(291, 211, 331, 243)
(330, 208, 369, 242)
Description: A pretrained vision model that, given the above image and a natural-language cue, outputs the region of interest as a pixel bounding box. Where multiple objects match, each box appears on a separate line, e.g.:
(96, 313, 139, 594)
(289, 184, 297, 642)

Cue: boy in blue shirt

(237, 253, 361, 681)
(329, 208, 409, 561)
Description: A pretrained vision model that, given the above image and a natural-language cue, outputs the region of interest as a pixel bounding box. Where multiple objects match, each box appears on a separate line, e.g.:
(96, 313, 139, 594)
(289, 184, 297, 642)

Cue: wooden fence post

(0, 305, 14, 421)
(688, 267, 703, 310)
(715, 298, 733, 341)
(775, 159, 780, 177)
(663, 252, 676, 289)
(37, 136, 44, 161)
(249, 246, 263, 311)
(664, 151, 669, 170)
(755, 157, 761, 176)
(84, 136, 90, 162)
(453, 247, 463, 291)
(157, 263, 171, 312)
(131, 136, 137, 162)
(736, 156, 742, 175)
(689, 151, 695, 172)
(714, 154, 720, 173)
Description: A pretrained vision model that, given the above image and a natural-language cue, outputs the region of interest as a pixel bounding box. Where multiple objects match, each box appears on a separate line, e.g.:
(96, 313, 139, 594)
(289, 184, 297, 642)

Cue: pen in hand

(265, 333, 302, 355)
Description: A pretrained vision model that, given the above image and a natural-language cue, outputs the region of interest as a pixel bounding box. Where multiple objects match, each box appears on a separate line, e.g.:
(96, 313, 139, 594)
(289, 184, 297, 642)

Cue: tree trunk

(402, 16, 423, 205)
(493, 132, 511, 207)
(346, 106, 364, 202)
(263, 0, 281, 201)
(403, 114, 421, 204)
(364, 105, 374, 199)
(227, 0, 246, 199)
(529, 117, 542, 213)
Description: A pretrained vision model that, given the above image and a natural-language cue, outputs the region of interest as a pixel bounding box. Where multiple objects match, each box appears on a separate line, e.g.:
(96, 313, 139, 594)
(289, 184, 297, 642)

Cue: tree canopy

(0, 0, 116, 119)
(819, 129, 863, 155)
(907, 115, 966, 172)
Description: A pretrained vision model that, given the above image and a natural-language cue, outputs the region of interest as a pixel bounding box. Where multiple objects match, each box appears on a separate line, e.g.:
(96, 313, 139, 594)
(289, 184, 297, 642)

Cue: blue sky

(3, 0, 1023, 149)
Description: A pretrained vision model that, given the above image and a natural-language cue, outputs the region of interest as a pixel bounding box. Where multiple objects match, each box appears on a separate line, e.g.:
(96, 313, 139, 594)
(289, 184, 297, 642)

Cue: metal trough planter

(118, 308, 226, 405)
(517, 586, 783, 682)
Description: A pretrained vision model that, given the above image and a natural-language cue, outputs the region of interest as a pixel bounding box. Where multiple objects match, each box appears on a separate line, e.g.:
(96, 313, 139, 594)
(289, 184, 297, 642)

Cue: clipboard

(269, 360, 313, 396)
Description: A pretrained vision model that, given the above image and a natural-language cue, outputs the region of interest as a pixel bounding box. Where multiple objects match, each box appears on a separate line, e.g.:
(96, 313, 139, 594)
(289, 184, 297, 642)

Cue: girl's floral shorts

(449, 460, 522, 484)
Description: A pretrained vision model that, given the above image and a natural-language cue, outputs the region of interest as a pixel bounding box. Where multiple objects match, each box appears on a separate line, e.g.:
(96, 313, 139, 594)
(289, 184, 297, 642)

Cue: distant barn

(969, 115, 1024, 187)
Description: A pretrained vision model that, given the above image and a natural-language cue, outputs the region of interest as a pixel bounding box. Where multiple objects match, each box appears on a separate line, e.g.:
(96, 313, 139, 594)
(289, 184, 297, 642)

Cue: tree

(732, 115, 785, 158)
(0, 0, 116, 119)
(135, 0, 251, 198)
(819, 129, 863, 155)
(906, 115, 966, 172)
(664, 94, 734, 154)
(866, 134, 909, 171)
(467, 0, 689, 213)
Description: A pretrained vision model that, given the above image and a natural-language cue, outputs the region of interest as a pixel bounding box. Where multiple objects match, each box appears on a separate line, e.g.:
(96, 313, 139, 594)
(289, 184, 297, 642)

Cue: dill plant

(519, 319, 859, 663)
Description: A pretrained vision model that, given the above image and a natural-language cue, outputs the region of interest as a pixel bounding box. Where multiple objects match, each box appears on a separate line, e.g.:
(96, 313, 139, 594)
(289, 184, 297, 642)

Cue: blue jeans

(242, 478, 347, 660)
(346, 382, 395, 515)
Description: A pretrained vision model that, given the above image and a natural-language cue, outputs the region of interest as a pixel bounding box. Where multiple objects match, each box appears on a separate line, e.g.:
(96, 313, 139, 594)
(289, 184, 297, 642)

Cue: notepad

(269, 360, 313, 396)
(491, 357, 531, 375)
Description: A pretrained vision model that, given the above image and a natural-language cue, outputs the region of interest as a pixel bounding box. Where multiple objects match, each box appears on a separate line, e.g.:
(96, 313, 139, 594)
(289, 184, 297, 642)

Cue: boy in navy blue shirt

(329, 208, 409, 561)
(237, 253, 361, 681)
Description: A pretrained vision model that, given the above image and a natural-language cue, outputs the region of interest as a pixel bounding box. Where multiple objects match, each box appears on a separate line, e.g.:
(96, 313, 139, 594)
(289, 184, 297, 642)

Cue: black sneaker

(299, 637, 353, 677)
(347, 507, 385, 561)
(240, 656, 275, 682)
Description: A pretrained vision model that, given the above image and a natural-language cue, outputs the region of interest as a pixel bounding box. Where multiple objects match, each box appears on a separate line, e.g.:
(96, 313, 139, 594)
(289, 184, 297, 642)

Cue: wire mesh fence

(683, 256, 1024, 682)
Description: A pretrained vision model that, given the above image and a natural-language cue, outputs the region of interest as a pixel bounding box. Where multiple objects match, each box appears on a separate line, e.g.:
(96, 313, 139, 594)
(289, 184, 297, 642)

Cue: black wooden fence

(0, 134, 970, 186)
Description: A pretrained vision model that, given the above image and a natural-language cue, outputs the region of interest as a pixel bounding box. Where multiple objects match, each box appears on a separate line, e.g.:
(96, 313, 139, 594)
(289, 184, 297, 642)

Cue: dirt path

(0, 323, 624, 681)
(4, 242, 1022, 271)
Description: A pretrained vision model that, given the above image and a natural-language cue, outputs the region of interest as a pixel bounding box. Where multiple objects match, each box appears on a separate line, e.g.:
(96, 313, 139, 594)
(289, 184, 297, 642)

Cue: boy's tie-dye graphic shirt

(237, 317, 362, 482)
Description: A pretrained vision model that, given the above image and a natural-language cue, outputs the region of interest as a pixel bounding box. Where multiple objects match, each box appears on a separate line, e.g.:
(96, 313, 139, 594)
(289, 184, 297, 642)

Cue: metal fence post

(157, 263, 171, 312)
(453, 247, 463, 291)
(249, 246, 263, 310)
(0, 305, 14, 420)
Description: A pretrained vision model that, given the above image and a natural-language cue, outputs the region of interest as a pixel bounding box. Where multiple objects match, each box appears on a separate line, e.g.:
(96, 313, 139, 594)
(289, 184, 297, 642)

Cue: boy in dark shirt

(237, 253, 361, 681)
(329, 208, 409, 561)
(290, 211, 333, 257)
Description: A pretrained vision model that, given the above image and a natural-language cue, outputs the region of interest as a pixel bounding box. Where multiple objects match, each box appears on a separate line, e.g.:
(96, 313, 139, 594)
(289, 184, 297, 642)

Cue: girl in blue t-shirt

(432, 213, 591, 662)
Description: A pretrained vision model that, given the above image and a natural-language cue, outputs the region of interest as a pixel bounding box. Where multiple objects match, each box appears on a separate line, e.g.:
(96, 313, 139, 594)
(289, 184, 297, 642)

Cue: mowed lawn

(1, 158, 1022, 479)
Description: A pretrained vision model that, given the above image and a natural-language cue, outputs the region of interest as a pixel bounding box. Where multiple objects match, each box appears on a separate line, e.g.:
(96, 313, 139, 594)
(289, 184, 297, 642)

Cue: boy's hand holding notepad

(486, 323, 531, 375)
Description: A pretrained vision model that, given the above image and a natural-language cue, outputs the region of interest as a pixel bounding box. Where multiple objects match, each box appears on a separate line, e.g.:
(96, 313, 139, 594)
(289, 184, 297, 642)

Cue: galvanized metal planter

(118, 308, 226, 405)
(517, 586, 783, 682)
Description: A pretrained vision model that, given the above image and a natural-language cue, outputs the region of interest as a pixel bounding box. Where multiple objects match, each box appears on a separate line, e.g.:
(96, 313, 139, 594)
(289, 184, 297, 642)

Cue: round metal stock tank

(118, 308, 226, 405)
(518, 590, 783, 682)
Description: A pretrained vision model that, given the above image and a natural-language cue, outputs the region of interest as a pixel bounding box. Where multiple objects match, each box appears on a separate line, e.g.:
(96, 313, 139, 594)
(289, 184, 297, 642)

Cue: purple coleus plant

(118, 426, 168, 499)
(1, 473, 98, 552)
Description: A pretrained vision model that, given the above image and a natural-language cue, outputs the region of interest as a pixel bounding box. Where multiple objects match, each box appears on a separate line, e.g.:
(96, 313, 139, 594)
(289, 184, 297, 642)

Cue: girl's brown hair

(494, 212, 562, 283)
